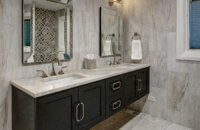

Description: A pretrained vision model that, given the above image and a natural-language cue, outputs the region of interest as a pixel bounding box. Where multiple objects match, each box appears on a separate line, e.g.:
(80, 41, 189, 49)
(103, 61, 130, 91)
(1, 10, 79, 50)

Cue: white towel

(27, 54, 34, 63)
(102, 39, 113, 56)
(131, 39, 142, 61)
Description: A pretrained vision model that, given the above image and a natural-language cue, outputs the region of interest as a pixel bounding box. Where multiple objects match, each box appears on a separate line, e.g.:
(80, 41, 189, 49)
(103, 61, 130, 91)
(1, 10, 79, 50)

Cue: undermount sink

(42, 74, 86, 84)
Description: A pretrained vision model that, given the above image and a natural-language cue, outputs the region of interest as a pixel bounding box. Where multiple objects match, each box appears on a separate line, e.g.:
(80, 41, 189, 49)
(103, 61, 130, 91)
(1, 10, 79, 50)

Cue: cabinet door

(37, 89, 78, 130)
(124, 72, 137, 106)
(136, 68, 149, 97)
(78, 81, 106, 130)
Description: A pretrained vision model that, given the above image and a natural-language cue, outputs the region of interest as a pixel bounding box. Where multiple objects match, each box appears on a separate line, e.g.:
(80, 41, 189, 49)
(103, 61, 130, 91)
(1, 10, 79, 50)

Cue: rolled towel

(102, 39, 113, 56)
(131, 39, 142, 62)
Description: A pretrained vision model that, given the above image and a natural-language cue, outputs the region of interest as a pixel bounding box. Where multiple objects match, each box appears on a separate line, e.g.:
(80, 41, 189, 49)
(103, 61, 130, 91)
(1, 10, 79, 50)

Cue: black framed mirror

(99, 7, 123, 57)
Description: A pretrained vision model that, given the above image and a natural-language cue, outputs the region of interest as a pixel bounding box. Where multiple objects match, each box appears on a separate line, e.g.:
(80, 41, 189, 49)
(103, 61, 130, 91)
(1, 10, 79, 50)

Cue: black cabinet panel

(78, 81, 106, 130)
(37, 89, 78, 130)
(12, 87, 36, 130)
(124, 72, 137, 106)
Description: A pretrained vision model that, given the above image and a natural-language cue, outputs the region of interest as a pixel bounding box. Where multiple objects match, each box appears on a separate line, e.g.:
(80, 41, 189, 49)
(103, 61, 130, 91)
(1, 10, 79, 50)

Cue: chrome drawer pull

(112, 81, 122, 91)
(75, 102, 85, 122)
(137, 79, 142, 91)
(112, 99, 122, 110)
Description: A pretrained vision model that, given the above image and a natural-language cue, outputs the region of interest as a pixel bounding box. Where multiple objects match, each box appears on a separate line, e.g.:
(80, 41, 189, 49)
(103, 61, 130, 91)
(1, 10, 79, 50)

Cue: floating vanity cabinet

(124, 68, 150, 106)
(12, 66, 150, 130)
(78, 81, 105, 130)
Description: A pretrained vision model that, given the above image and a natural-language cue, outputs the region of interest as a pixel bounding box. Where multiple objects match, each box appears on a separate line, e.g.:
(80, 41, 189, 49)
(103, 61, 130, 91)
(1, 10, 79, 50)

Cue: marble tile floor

(120, 113, 193, 130)
(91, 108, 193, 130)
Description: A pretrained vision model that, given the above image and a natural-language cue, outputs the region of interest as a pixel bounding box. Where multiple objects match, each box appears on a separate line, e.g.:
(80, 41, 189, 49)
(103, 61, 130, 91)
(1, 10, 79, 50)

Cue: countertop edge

(11, 65, 150, 98)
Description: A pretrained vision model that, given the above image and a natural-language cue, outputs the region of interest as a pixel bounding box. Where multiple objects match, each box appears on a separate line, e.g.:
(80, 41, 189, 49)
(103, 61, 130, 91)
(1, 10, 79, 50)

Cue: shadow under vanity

(12, 65, 149, 130)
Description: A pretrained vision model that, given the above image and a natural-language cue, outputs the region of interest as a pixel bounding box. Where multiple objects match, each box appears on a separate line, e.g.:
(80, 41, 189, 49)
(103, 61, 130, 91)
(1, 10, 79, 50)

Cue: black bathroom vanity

(11, 65, 150, 130)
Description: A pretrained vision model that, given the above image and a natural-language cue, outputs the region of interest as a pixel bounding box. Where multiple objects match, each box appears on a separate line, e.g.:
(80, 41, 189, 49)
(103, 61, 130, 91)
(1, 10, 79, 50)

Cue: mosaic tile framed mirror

(22, 0, 73, 65)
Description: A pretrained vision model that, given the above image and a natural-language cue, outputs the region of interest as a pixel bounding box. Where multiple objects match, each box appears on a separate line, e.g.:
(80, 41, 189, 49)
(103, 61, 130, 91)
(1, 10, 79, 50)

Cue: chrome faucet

(109, 55, 116, 66)
(58, 66, 68, 75)
(117, 58, 122, 64)
(113, 55, 117, 65)
(37, 70, 48, 78)
(50, 58, 62, 76)
(109, 55, 122, 66)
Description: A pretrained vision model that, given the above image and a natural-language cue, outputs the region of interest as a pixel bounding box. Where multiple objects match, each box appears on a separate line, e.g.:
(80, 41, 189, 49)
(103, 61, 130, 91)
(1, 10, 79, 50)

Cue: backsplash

(0, 0, 122, 130)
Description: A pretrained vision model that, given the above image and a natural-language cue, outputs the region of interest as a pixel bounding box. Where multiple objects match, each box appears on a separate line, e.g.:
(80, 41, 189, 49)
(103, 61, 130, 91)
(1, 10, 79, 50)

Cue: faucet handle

(109, 60, 113, 66)
(117, 58, 122, 64)
(37, 70, 48, 78)
(58, 66, 68, 75)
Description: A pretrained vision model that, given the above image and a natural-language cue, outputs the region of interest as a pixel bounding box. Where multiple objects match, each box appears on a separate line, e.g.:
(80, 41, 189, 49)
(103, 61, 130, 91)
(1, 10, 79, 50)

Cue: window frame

(177, 0, 200, 61)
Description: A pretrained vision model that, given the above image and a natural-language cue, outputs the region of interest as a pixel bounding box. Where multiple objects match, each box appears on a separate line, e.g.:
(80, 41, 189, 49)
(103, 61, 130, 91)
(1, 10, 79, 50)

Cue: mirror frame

(99, 7, 122, 58)
(22, 0, 73, 65)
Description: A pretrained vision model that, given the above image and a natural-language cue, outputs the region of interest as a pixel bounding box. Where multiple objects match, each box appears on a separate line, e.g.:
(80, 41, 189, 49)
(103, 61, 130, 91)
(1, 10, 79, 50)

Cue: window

(177, 0, 200, 61)
(190, 0, 200, 49)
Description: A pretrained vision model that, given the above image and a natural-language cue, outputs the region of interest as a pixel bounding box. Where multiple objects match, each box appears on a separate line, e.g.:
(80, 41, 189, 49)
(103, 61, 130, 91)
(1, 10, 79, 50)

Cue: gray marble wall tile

(167, 72, 189, 112)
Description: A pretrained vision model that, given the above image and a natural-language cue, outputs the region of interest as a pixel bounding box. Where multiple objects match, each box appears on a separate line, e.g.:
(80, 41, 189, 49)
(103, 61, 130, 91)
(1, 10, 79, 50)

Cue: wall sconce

(109, 0, 122, 6)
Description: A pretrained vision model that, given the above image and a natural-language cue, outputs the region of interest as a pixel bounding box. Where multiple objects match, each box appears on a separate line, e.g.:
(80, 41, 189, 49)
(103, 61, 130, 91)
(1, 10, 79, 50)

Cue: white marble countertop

(10, 63, 150, 98)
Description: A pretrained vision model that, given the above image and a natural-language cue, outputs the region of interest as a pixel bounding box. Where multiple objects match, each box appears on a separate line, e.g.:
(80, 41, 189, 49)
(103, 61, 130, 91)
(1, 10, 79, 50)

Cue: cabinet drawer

(106, 75, 125, 98)
(106, 94, 125, 118)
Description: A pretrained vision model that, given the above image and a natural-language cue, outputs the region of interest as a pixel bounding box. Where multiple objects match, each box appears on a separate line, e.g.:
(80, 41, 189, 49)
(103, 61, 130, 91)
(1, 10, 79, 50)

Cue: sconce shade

(109, 0, 122, 6)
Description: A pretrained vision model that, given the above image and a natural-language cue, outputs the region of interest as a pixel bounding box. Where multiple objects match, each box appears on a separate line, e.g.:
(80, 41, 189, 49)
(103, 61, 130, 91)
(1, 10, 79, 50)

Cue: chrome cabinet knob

(137, 79, 142, 91)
